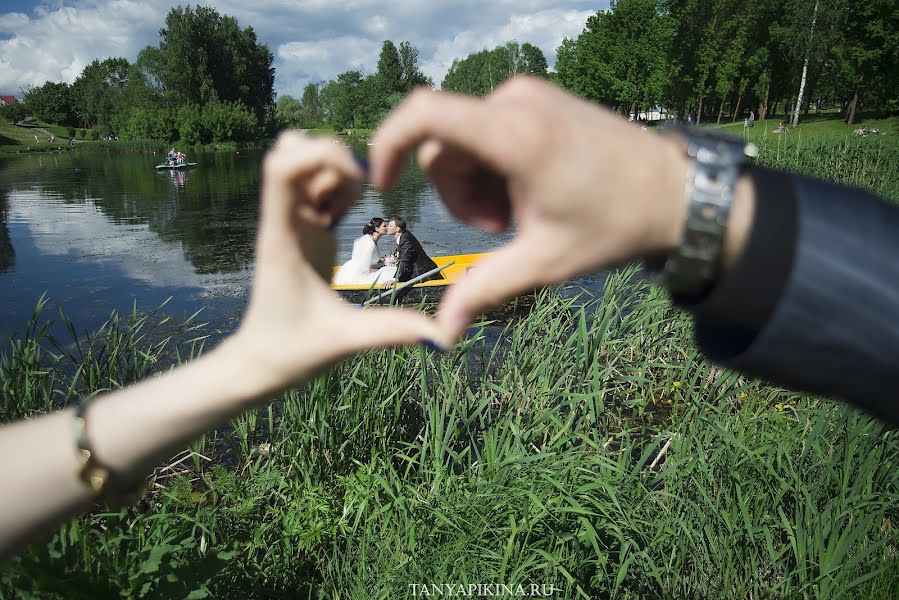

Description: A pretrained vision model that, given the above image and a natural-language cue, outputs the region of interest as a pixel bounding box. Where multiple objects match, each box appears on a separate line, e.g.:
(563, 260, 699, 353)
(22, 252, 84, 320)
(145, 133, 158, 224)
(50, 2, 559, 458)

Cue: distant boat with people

(157, 148, 195, 170)
(155, 162, 197, 170)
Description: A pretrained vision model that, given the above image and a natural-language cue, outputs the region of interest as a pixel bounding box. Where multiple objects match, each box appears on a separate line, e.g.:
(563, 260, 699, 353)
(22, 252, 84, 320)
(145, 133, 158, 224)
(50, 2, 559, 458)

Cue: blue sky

(0, 1, 605, 98)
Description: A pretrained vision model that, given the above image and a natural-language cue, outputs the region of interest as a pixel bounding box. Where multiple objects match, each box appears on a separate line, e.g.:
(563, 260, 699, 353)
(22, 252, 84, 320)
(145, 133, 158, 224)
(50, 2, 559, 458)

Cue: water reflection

(0, 194, 14, 274)
(0, 149, 519, 342)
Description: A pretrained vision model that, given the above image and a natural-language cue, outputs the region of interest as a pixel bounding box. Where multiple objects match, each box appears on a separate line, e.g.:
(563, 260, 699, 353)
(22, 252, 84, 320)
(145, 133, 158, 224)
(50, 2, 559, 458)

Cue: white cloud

(0, 1, 603, 98)
(0, 12, 30, 31)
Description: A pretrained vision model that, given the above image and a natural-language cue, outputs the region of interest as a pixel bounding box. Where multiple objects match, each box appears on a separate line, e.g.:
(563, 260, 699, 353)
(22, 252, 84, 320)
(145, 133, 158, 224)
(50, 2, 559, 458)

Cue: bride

(332, 217, 397, 285)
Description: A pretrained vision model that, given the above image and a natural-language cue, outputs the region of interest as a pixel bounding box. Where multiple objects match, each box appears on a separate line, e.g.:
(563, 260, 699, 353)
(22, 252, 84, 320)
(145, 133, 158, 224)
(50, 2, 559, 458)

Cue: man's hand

(370, 76, 690, 344)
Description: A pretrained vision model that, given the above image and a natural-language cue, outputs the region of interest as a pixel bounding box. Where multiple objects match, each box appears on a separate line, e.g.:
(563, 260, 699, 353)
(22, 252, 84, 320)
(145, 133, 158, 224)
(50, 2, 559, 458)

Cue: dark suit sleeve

(395, 235, 414, 282)
(675, 167, 899, 422)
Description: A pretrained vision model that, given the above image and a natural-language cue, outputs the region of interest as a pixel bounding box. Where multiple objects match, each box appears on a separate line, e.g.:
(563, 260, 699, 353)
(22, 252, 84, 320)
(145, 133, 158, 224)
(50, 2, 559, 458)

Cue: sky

(0, 1, 605, 98)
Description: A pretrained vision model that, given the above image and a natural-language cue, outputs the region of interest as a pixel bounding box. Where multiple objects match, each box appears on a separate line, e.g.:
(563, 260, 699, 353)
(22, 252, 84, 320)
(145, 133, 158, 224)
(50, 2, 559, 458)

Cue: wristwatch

(654, 125, 757, 296)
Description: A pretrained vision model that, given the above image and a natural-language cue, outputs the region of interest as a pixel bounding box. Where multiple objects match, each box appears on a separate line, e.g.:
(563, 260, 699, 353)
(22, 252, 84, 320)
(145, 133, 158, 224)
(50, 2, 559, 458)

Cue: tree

(331, 70, 363, 130)
(275, 94, 304, 129)
(521, 43, 549, 77)
(830, 0, 899, 125)
(791, 0, 820, 126)
(556, 1, 673, 115)
(72, 57, 129, 128)
(152, 6, 274, 122)
(442, 41, 548, 96)
(399, 41, 433, 91)
(377, 41, 404, 94)
(300, 83, 323, 128)
(22, 81, 77, 125)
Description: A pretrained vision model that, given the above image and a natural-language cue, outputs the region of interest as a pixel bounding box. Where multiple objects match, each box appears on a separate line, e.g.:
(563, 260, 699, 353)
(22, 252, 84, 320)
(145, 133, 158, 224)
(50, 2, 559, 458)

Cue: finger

(339, 306, 442, 353)
(264, 136, 362, 203)
(259, 138, 362, 242)
(370, 90, 524, 190)
(437, 238, 543, 343)
(417, 140, 511, 233)
(308, 169, 362, 228)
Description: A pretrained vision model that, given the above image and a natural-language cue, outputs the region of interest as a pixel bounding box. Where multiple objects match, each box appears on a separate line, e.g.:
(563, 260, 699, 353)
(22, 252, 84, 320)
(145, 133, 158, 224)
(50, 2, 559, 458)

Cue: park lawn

(31, 119, 77, 139)
(713, 111, 899, 143)
(0, 118, 76, 153)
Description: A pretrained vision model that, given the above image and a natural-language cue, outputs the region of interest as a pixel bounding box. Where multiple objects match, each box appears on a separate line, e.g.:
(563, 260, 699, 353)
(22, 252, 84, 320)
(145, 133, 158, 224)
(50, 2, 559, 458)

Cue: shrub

(176, 104, 206, 145)
(66, 127, 75, 138)
(0, 102, 27, 124)
(200, 100, 257, 142)
(85, 129, 99, 141)
(119, 106, 176, 142)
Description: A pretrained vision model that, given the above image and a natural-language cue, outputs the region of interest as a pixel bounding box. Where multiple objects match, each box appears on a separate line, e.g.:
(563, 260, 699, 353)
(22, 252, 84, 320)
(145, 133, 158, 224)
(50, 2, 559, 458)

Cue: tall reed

(2, 268, 895, 598)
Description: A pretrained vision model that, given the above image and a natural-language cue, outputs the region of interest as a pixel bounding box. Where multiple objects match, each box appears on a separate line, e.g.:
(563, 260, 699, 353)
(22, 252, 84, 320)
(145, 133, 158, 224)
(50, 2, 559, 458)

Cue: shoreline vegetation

(1, 272, 897, 597)
(0, 134, 897, 596)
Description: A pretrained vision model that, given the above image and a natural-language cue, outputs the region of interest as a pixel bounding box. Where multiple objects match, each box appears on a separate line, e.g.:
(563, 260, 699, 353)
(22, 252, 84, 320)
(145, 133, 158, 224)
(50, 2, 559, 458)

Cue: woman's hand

(230, 133, 441, 396)
(370, 76, 691, 344)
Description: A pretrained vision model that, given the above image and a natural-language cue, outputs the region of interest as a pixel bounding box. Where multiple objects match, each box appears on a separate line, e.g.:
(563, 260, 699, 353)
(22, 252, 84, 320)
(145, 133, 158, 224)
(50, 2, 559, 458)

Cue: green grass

(713, 110, 899, 140)
(1, 273, 897, 598)
(0, 126, 897, 598)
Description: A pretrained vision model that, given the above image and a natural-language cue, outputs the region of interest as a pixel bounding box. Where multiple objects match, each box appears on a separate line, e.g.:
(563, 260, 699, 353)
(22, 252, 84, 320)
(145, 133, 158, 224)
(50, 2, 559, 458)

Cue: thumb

(339, 305, 443, 353)
(437, 237, 542, 344)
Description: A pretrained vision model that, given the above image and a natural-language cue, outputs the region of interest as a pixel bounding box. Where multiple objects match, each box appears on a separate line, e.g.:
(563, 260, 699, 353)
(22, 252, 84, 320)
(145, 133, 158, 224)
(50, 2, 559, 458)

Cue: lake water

(0, 148, 603, 345)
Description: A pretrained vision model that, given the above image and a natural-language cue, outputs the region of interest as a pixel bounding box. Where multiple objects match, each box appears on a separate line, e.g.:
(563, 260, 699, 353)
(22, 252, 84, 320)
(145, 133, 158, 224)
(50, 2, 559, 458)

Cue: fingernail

(330, 210, 346, 231)
(353, 152, 369, 177)
(420, 339, 446, 354)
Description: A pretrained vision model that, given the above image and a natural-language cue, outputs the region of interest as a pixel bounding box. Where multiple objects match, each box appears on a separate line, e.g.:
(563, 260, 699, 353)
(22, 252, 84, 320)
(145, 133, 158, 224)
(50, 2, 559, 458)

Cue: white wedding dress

(333, 235, 396, 285)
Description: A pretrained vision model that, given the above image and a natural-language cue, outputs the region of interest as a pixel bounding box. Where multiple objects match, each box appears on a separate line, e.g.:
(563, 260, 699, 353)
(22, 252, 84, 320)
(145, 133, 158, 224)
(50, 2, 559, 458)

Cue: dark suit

(395, 231, 440, 283)
(676, 167, 899, 423)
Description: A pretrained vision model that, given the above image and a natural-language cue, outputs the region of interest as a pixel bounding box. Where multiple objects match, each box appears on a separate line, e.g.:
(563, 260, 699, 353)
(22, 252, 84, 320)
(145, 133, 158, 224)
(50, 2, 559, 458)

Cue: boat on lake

(155, 162, 197, 170)
(331, 252, 486, 304)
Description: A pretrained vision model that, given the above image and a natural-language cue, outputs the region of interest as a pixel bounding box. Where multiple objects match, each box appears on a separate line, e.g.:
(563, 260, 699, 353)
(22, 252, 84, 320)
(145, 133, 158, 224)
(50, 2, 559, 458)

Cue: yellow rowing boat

(330, 252, 488, 301)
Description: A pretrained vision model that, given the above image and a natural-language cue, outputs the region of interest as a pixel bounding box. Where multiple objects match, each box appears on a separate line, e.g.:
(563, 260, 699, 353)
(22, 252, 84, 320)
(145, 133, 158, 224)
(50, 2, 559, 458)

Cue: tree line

(9, 5, 274, 143)
(555, 0, 898, 126)
(275, 40, 550, 129)
(275, 40, 432, 130)
(6, 1, 892, 142)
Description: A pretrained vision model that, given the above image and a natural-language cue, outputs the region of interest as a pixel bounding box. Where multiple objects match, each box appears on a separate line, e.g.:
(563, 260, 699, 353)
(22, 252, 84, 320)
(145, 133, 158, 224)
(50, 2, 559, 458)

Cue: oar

(361, 261, 455, 307)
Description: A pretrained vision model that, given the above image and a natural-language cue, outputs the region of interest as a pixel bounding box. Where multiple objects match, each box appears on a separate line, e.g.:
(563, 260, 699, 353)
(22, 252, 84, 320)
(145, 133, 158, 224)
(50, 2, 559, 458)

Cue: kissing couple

(332, 216, 440, 290)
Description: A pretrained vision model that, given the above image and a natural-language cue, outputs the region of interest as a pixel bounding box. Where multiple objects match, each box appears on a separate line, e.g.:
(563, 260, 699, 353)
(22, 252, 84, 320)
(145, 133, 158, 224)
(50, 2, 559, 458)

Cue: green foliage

(556, 0, 673, 114)
(399, 41, 433, 91)
(154, 5, 274, 121)
(200, 100, 257, 142)
(11, 6, 273, 142)
(274, 94, 303, 129)
(176, 104, 204, 145)
(71, 57, 129, 128)
(0, 101, 27, 124)
(377, 40, 404, 95)
(84, 129, 99, 141)
(442, 41, 549, 96)
(22, 82, 77, 126)
(120, 106, 175, 142)
(557, 0, 898, 123)
(1, 269, 896, 597)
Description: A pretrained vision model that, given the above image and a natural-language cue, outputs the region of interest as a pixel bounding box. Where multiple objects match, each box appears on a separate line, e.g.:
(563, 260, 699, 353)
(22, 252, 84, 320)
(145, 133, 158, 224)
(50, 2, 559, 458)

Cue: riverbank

(0, 121, 373, 155)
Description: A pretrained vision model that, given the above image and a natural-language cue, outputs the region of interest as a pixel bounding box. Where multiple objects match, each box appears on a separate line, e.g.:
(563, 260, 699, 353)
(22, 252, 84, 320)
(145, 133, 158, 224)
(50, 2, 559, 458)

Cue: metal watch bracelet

(656, 126, 756, 297)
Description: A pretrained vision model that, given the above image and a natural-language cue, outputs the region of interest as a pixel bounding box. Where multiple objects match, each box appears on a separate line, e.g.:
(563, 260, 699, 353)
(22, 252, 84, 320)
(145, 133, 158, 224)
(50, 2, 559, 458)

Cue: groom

(383, 216, 440, 292)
